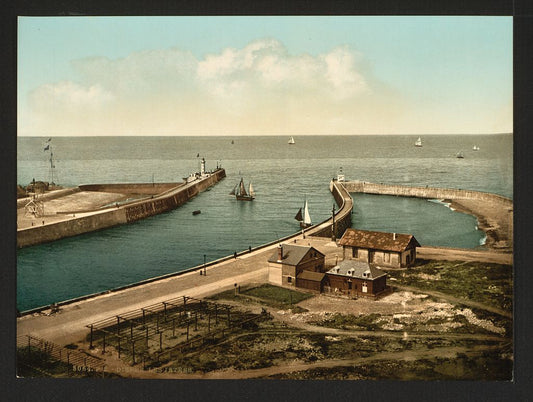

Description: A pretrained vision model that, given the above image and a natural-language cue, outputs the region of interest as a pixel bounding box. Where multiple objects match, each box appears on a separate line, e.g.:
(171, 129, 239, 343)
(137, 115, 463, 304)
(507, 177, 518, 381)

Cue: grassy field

(388, 260, 513, 311)
(207, 283, 314, 309)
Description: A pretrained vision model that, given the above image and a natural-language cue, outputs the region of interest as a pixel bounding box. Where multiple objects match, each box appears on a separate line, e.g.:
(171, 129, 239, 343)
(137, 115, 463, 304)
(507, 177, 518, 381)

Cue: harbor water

(17, 134, 513, 311)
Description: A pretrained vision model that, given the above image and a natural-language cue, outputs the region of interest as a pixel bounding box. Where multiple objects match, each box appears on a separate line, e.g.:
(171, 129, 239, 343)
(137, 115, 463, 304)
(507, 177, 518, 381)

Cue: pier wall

(343, 181, 512, 206)
(310, 180, 353, 239)
(17, 209, 128, 248)
(124, 170, 225, 223)
(79, 183, 179, 195)
(17, 169, 226, 248)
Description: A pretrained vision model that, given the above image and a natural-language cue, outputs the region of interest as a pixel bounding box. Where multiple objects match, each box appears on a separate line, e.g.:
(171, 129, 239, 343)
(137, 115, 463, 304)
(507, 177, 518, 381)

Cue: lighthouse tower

(200, 158, 206, 176)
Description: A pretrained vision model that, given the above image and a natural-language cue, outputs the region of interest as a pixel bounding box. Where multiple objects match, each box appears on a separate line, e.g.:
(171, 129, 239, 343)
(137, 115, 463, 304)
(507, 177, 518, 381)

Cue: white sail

(303, 199, 312, 225)
(414, 137, 422, 147)
(288, 136, 295, 144)
(249, 182, 255, 196)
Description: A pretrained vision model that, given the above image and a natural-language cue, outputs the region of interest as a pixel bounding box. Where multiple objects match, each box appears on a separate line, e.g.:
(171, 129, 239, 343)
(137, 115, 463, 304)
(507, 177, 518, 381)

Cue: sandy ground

(449, 198, 513, 251)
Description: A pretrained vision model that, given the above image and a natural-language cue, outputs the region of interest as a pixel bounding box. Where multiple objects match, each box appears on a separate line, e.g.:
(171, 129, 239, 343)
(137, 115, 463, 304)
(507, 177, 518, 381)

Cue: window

(348, 281, 352, 290)
(384, 253, 390, 263)
(352, 247, 358, 258)
(287, 277, 292, 283)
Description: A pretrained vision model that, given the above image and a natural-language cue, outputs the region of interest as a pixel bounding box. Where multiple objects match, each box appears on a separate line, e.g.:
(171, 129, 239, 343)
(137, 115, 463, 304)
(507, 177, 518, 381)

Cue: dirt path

(392, 284, 512, 318)
(113, 342, 504, 379)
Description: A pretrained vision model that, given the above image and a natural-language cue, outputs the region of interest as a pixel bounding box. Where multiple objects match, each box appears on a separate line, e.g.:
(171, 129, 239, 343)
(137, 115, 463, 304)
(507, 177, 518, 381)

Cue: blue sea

(17, 134, 513, 311)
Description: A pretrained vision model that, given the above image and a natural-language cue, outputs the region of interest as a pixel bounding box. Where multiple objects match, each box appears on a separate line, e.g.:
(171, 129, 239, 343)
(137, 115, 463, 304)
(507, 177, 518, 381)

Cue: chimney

(393, 233, 396, 240)
(277, 244, 283, 262)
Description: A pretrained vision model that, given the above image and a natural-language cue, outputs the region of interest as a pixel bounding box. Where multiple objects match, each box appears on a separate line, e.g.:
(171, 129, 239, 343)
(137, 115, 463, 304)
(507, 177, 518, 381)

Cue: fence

(17, 334, 106, 377)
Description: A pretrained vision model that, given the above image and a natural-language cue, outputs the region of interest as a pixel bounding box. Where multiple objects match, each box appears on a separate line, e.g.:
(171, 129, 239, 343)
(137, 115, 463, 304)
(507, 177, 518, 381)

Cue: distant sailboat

(414, 137, 422, 147)
(472, 145, 480, 151)
(288, 136, 295, 144)
(295, 198, 312, 228)
(456, 151, 464, 159)
(231, 178, 255, 201)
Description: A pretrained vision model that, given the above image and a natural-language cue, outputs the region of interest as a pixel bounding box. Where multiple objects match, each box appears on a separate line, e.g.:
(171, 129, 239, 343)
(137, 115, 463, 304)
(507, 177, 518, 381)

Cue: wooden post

(172, 318, 176, 337)
(89, 325, 93, 349)
(142, 309, 146, 325)
(159, 332, 163, 352)
(117, 316, 121, 336)
(103, 332, 106, 353)
(183, 296, 187, 312)
(130, 321, 134, 341)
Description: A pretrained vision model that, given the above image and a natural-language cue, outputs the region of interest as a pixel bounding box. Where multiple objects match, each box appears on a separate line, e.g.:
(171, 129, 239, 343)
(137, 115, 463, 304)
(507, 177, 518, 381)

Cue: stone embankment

(343, 180, 513, 252)
(308, 180, 353, 239)
(16, 169, 226, 248)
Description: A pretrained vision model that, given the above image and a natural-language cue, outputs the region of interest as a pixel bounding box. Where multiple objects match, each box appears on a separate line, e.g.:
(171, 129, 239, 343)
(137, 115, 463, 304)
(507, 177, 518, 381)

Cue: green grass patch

(388, 260, 513, 311)
(207, 284, 313, 309)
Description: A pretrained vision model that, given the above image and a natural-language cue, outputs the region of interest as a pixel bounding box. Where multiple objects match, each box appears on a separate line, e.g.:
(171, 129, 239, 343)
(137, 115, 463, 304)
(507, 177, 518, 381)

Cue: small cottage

(339, 228, 420, 268)
(325, 260, 388, 298)
(268, 244, 325, 287)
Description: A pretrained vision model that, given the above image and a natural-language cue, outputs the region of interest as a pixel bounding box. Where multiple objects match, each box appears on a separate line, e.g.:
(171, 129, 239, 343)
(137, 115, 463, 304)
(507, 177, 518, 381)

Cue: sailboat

(456, 151, 464, 159)
(414, 137, 422, 147)
(472, 145, 480, 151)
(230, 178, 255, 201)
(295, 198, 312, 228)
(288, 136, 295, 145)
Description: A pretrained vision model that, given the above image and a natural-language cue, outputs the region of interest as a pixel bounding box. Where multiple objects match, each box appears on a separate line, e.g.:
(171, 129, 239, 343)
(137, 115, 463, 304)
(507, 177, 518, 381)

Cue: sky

(17, 16, 513, 136)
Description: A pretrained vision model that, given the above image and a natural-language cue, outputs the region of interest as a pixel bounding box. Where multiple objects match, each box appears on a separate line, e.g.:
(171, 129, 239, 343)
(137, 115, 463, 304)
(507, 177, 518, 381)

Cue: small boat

(295, 198, 312, 228)
(231, 140, 234, 144)
(231, 178, 255, 201)
(456, 151, 464, 159)
(288, 136, 295, 145)
(472, 145, 480, 151)
(414, 137, 422, 147)
(192, 210, 201, 215)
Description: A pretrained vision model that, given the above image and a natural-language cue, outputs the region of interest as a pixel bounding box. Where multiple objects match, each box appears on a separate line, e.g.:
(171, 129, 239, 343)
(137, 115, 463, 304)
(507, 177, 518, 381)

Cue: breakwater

(343, 180, 512, 206)
(17, 168, 226, 248)
(309, 180, 353, 239)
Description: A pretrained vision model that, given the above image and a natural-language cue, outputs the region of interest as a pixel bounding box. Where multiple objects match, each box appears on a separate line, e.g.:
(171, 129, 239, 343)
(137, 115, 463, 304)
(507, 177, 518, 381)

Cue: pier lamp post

(203, 254, 207, 276)
(331, 204, 336, 242)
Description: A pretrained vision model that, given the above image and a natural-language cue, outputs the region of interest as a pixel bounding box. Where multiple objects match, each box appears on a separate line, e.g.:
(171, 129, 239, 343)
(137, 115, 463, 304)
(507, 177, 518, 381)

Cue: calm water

(17, 135, 513, 311)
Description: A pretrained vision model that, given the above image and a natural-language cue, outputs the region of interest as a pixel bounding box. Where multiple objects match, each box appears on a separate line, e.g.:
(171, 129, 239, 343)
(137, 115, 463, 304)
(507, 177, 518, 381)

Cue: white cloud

(30, 81, 113, 111)
(21, 38, 404, 136)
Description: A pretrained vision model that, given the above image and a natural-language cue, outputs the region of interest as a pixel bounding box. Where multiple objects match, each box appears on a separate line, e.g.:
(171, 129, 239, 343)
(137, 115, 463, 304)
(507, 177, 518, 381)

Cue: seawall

(343, 180, 512, 206)
(309, 180, 353, 239)
(17, 169, 226, 248)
